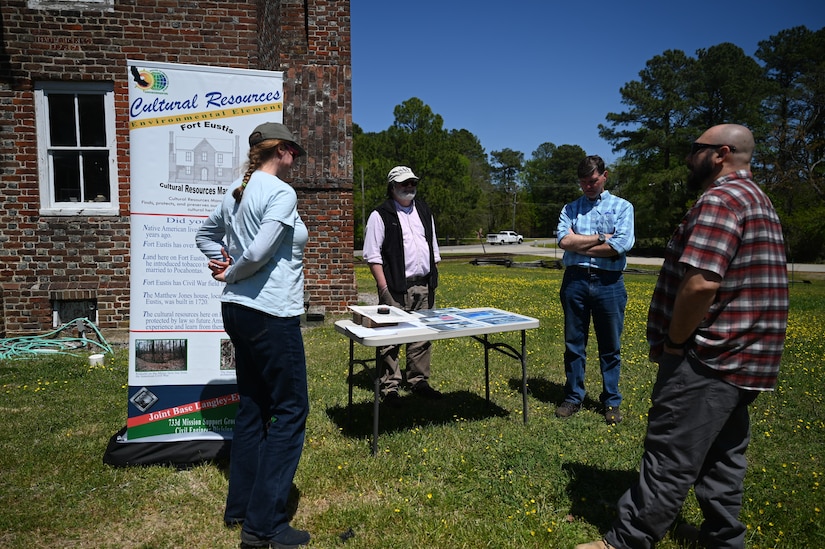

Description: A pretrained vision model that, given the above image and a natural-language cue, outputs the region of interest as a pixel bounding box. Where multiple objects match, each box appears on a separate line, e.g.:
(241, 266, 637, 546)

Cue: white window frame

(34, 81, 119, 216)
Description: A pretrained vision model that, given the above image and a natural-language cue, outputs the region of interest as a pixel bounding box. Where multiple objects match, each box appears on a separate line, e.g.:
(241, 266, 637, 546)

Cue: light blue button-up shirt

(557, 190, 635, 271)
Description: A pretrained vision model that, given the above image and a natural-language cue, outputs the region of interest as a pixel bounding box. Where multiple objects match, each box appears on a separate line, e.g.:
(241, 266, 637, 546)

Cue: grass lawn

(1, 258, 822, 548)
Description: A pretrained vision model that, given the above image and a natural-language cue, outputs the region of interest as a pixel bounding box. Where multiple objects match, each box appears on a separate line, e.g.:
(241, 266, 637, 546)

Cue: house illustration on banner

(168, 132, 241, 185)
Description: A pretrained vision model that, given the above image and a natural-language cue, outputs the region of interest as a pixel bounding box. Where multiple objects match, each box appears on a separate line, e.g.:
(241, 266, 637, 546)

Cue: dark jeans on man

(221, 303, 309, 540)
(560, 267, 627, 408)
(605, 353, 758, 549)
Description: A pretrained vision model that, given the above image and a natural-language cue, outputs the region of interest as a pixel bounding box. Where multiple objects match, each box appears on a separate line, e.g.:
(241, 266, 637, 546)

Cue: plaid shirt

(647, 170, 789, 390)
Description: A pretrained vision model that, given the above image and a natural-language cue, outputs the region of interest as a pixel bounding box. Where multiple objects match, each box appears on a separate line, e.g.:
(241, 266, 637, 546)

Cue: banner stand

(103, 426, 230, 468)
(113, 61, 284, 467)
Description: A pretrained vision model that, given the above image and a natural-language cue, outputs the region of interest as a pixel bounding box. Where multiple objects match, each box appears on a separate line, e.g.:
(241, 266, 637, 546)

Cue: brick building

(0, 0, 356, 340)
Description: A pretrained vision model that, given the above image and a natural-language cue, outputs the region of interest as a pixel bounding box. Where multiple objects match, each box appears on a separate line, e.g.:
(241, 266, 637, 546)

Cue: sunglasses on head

(690, 142, 736, 155)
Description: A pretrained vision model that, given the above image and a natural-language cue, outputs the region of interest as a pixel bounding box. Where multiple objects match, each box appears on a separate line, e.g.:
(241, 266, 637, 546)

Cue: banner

(125, 60, 284, 444)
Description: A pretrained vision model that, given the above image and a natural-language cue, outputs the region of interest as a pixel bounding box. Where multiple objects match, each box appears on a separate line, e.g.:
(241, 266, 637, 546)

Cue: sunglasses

(283, 143, 302, 157)
(396, 180, 418, 187)
(690, 142, 737, 155)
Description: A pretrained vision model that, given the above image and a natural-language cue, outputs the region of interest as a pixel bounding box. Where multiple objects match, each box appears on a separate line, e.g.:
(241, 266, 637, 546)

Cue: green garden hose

(0, 318, 114, 360)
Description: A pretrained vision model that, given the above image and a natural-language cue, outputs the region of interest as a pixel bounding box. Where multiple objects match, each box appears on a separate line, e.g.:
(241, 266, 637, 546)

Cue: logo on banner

(130, 386, 160, 412)
(130, 66, 169, 93)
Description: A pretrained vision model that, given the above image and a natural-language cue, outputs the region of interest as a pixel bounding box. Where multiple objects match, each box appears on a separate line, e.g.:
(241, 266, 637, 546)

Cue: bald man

(577, 125, 789, 549)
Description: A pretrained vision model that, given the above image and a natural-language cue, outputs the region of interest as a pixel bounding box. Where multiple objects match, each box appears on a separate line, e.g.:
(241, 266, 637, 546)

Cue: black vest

(375, 198, 439, 294)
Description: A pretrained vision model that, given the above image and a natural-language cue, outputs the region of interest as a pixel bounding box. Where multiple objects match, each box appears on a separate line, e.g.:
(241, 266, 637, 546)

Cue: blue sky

(351, 1, 825, 164)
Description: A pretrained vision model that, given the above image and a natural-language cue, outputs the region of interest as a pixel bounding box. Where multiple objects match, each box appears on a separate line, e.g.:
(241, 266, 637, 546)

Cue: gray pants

(606, 353, 758, 549)
(378, 282, 434, 395)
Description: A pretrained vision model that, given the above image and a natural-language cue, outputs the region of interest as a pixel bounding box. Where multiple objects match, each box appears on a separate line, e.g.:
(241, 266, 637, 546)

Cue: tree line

(353, 26, 825, 262)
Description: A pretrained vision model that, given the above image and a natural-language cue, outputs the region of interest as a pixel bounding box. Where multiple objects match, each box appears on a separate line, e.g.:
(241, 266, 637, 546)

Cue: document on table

(346, 322, 421, 339)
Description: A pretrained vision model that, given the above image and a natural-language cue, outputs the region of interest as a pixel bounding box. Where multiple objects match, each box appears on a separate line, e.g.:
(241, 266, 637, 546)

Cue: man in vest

(362, 166, 442, 407)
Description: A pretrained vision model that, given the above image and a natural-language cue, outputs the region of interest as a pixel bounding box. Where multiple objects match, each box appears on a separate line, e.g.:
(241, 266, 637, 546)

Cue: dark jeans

(221, 303, 309, 539)
(606, 353, 758, 549)
(559, 267, 627, 408)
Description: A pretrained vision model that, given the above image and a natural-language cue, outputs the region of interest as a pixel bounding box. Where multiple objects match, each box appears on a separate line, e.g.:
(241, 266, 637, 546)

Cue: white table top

(335, 307, 540, 347)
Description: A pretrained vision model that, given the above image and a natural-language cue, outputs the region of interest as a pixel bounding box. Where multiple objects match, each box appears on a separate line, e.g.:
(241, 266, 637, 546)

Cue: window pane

(83, 151, 110, 201)
(48, 94, 77, 147)
(52, 151, 81, 202)
(78, 94, 107, 147)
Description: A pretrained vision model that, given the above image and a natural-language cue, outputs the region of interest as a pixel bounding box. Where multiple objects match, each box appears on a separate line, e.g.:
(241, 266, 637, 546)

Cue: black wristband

(664, 333, 688, 349)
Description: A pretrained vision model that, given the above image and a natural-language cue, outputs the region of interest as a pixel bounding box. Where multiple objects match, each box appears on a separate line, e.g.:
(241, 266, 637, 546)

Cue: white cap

(387, 166, 419, 184)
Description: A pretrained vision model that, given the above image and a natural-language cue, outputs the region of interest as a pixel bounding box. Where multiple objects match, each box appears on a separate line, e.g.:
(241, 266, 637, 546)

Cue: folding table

(334, 306, 540, 454)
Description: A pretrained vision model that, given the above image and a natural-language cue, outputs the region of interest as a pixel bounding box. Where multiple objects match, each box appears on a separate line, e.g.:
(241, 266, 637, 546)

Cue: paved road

(412, 241, 825, 274)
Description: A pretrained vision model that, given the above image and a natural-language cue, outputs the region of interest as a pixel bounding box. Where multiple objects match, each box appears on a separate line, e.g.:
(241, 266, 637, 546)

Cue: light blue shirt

(196, 171, 308, 317)
(557, 190, 635, 271)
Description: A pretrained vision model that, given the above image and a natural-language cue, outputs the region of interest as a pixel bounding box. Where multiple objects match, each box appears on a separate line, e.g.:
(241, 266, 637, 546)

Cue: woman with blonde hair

(196, 122, 310, 549)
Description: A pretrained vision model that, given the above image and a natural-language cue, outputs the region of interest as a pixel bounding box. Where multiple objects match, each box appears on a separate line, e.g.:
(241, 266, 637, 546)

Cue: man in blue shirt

(556, 155, 635, 424)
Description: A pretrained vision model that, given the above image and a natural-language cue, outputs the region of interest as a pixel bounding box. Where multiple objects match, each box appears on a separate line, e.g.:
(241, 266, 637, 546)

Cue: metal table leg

(521, 329, 528, 424)
(372, 347, 380, 456)
(471, 330, 529, 424)
(484, 334, 490, 402)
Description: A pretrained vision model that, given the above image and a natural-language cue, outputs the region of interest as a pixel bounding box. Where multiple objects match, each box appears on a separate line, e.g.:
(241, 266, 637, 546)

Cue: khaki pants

(377, 282, 434, 395)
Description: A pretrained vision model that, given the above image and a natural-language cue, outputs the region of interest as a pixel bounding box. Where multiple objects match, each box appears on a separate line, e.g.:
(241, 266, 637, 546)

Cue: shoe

(575, 540, 617, 549)
(241, 529, 270, 548)
(555, 401, 581, 418)
(382, 391, 403, 408)
(604, 406, 622, 425)
(241, 526, 311, 548)
(410, 381, 442, 399)
(272, 526, 311, 548)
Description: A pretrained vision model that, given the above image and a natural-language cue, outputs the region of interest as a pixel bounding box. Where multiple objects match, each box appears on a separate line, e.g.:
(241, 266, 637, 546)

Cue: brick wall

(300, 189, 355, 311)
(0, 0, 356, 339)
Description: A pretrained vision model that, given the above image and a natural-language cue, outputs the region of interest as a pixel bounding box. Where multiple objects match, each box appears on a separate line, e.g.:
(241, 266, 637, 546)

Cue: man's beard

(686, 155, 714, 193)
(394, 188, 416, 202)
